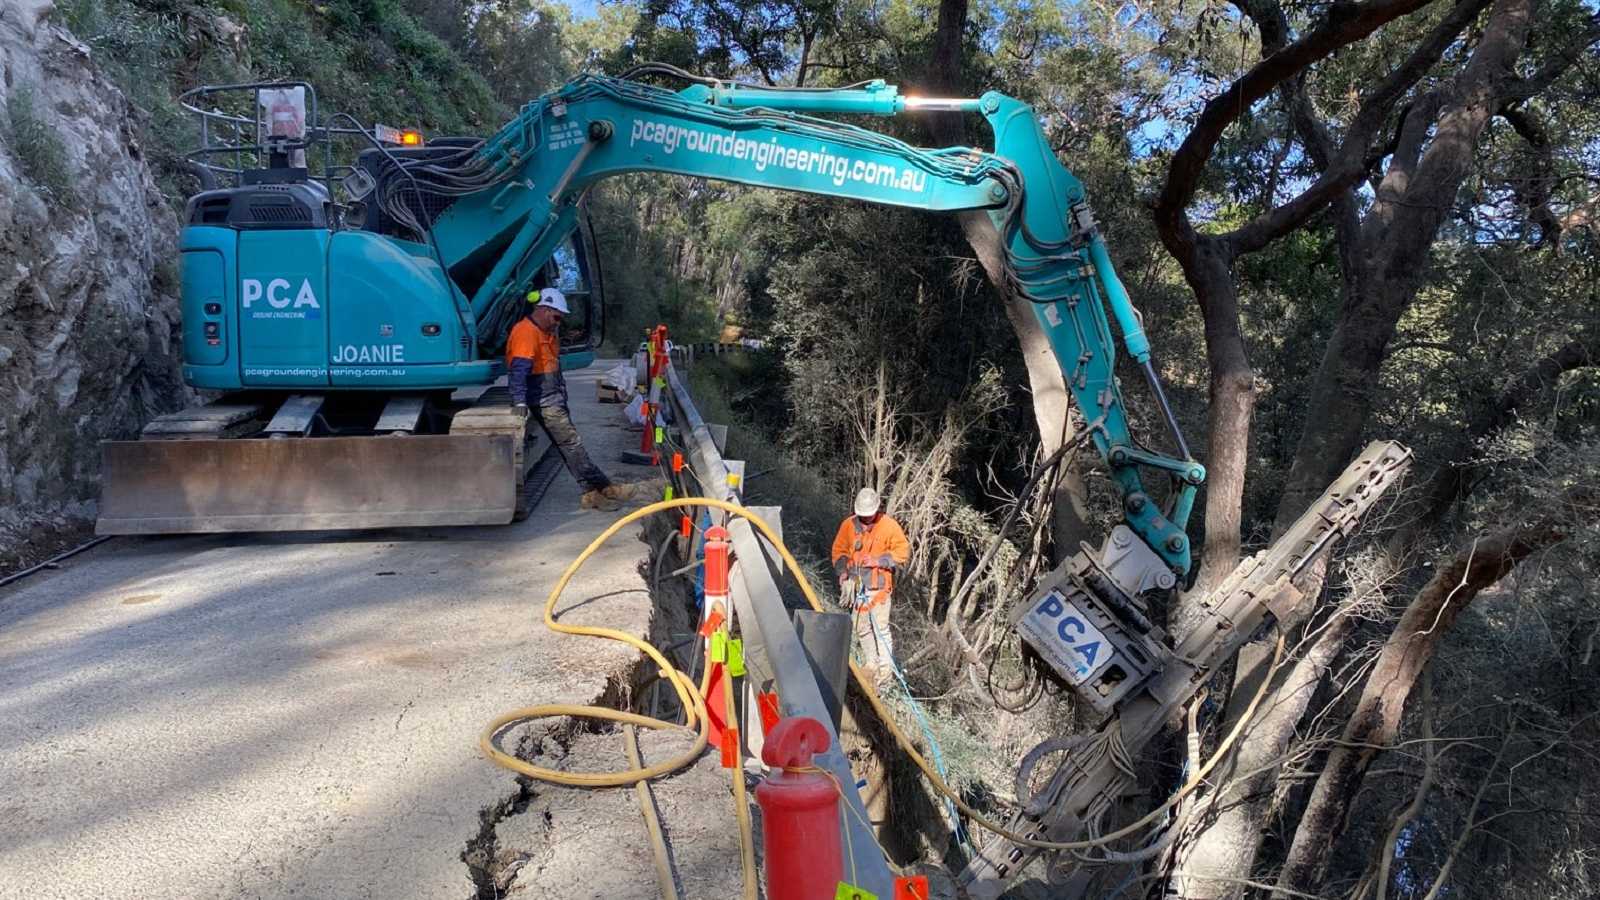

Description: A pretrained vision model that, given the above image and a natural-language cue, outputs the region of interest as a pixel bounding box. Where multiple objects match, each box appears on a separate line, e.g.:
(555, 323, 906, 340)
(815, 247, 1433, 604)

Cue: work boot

(608, 477, 667, 501)
(580, 489, 620, 511)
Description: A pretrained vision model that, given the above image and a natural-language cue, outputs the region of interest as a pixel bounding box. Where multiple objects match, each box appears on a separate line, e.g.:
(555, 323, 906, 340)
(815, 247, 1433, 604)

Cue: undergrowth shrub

(4, 84, 74, 202)
(686, 350, 1076, 845)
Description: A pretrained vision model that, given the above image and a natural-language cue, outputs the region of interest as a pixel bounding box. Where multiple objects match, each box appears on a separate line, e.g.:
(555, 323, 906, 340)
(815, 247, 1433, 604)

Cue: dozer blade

(96, 434, 518, 534)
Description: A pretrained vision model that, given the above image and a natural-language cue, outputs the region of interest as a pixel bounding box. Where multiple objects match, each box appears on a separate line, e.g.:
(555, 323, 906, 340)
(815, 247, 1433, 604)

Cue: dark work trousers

(533, 403, 611, 492)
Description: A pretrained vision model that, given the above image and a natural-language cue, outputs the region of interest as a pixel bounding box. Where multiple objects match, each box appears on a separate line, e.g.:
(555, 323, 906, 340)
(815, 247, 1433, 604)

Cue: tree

(1151, 0, 1463, 594)
(1276, 486, 1595, 895)
(1271, 0, 1600, 532)
(642, 0, 839, 85)
(1167, 2, 1600, 893)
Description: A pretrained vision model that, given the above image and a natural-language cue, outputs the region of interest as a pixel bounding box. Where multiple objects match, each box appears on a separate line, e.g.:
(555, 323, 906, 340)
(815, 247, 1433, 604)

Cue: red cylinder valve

(703, 526, 730, 598)
(755, 716, 842, 900)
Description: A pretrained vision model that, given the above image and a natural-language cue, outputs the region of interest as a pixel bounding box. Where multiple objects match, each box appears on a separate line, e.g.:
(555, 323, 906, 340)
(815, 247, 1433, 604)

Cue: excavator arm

(385, 69, 1204, 581)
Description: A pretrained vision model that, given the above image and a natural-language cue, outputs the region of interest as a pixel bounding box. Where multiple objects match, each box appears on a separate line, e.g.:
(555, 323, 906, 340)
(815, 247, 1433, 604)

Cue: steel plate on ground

(96, 434, 518, 534)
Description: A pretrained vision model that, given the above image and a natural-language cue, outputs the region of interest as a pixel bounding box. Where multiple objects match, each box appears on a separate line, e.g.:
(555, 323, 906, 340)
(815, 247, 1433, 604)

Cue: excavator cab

(549, 229, 601, 368)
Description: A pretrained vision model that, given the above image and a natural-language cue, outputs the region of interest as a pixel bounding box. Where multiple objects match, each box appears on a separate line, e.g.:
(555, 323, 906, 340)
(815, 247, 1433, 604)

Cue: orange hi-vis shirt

(831, 514, 911, 608)
(506, 318, 565, 406)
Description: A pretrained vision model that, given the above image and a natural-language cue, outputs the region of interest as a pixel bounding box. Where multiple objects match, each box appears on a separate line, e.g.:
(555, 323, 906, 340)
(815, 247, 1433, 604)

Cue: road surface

(0, 364, 664, 899)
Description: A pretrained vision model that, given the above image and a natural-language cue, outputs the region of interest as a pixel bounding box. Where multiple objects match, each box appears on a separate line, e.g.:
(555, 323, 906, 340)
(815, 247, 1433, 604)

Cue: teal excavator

(95, 67, 1416, 896)
(97, 65, 1201, 573)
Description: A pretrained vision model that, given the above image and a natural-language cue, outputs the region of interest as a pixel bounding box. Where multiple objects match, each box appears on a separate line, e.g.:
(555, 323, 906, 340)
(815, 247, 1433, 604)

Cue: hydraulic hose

(481, 497, 1285, 863)
(479, 500, 755, 898)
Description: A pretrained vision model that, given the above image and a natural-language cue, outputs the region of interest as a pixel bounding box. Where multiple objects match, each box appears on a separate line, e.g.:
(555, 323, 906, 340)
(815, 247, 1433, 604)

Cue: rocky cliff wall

(0, 0, 186, 563)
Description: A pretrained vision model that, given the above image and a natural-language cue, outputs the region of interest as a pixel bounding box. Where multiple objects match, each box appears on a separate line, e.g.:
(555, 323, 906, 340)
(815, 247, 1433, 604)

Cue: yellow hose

(478, 499, 754, 897)
(480, 497, 1284, 861)
(724, 640, 759, 900)
(478, 496, 710, 787)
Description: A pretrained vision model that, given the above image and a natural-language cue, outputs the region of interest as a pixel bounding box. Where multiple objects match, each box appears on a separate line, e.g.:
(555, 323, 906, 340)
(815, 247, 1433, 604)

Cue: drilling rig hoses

(480, 496, 1287, 868)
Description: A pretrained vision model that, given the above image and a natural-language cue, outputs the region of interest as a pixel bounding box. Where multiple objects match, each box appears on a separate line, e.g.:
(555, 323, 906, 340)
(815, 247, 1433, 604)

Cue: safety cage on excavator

(179, 80, 448, 236)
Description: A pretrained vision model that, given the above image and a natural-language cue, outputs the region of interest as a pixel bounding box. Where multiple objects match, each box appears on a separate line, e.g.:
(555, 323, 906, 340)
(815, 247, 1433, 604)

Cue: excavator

(96, 66, 1202, 565)
(95, 67, 1412, 896)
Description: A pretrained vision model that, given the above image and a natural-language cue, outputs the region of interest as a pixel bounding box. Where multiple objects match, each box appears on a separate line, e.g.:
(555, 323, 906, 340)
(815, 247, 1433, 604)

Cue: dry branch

(1275, 490, 1591, 895)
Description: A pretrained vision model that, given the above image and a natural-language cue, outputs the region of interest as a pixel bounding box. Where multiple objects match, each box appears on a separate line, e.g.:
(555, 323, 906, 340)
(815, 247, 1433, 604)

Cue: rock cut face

(0, 2, 188, 549)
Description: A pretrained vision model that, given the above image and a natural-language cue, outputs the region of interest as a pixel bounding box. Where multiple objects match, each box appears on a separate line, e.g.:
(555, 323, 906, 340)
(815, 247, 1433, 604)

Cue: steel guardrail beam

(662, 361, 895, 896)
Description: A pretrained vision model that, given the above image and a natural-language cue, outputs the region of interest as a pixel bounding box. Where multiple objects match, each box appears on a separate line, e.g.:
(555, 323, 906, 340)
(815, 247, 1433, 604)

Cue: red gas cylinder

(755, 716, 843, 900)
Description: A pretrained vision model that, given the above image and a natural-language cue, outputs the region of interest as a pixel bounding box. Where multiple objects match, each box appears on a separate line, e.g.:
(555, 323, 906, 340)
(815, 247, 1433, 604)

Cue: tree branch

(1497, 13, 1600, 104)
(1226, 0, 1493, 255)
(1275, 490, 1592, 895)
(1499, 105, 1564, 245)
(1232, 0, 1292, 54)
(1417, 724, 1518, 900)
(1392, 327, 1600, 546)
(1154, 0, 1442, 232)
(1374, 672, 1436, 900)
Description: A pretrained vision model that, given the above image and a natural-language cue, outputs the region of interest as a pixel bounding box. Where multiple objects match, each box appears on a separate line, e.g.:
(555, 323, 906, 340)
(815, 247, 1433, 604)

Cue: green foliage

(685, 355, 844, 602)
(587, 175, 731, 351)
(393, 0, 576, 105)
(52, 0, 504, 201)
(4, 84, 74, 201)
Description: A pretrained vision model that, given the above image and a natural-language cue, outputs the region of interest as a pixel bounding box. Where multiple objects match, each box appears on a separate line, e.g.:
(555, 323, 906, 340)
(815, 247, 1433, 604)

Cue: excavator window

(549, 240, 594, 351)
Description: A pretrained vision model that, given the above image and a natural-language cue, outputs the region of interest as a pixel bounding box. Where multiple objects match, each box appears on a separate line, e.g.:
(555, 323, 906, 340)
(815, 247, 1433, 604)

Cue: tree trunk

(1274, 0, 1539, 530)
(1274, 498, 1582, 896)
(1173, 1, 1545, 891)
(795, 30, 813, 87)
(1160, 233, 1253, 602)
(925, 0, 1094, 555)
(1151, 0, 1565, 893)
(1270, 263, 1395, 527)
(1261, 332, 1599, 895)
(1171, 610, 1354, 899)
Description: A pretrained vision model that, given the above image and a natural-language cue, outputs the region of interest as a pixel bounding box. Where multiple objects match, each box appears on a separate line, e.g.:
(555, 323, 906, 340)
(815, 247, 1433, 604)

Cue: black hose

(325, 113, 474, 345)
(0, 536, 112, 588)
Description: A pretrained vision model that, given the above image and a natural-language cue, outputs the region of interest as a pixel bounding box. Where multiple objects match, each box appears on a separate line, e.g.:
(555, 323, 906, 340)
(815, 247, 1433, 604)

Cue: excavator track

(451, 385, 557, 522)
(516, 442, 564, 522)
(96, 387, 548, 534)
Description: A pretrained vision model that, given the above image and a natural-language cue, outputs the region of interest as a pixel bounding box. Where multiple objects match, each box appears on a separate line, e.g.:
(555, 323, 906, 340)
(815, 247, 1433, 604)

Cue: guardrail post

(792, 610, 851, 730)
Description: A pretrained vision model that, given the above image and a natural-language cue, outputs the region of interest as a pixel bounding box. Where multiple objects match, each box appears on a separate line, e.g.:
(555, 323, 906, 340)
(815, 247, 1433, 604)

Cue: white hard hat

(530, 287, 570, 314)
(853, 487, 881, 518)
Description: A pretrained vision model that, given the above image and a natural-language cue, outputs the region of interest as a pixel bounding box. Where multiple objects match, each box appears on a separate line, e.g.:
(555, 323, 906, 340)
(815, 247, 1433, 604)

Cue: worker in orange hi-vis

(831, 487, 911, 688)
(507, 288, 629, 511)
